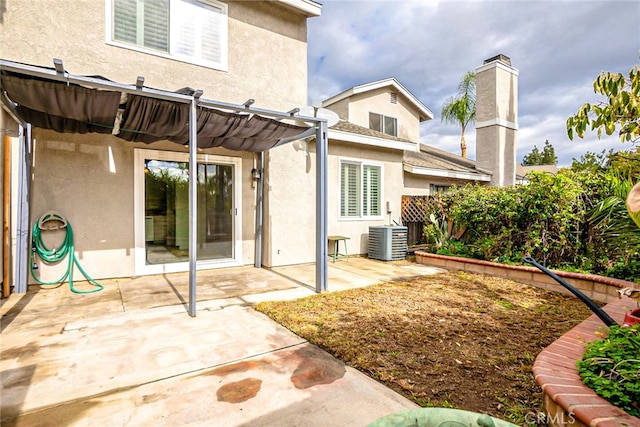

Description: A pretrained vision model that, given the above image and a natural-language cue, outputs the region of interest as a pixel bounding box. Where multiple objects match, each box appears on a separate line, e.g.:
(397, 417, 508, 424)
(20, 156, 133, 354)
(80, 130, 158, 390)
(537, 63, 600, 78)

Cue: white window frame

(430, 184, 451, 195)
(105, 0, 228, 71)
(134, 149, 242, 276)
(369, 112, 398, 137)
(339, 158, 384, 221)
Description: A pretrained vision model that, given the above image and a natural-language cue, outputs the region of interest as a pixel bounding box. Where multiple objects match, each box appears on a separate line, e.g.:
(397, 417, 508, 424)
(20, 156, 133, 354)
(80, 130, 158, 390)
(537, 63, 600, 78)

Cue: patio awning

(1, 58, 329, 317)
(1, 69, 309, 152)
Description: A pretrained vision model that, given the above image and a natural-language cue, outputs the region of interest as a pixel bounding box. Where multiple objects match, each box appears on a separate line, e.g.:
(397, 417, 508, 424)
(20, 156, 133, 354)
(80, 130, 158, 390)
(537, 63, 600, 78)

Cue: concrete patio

(1, 257, 443, 426)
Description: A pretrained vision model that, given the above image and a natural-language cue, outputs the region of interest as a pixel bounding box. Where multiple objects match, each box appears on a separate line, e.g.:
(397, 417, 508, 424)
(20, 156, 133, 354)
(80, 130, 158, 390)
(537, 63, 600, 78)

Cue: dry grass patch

(255, 271, 595, 424)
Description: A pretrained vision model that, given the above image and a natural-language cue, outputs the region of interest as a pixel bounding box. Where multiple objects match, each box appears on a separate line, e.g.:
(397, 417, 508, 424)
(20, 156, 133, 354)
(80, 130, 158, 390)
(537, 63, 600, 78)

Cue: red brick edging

(534, 298, 639, 427)
(414, 252, 640, 426)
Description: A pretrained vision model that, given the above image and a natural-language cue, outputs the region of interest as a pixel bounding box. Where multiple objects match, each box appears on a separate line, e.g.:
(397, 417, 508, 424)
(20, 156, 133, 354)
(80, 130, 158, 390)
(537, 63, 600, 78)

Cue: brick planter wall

(414, 252, 640, 427)
(414, 252, 629, 303)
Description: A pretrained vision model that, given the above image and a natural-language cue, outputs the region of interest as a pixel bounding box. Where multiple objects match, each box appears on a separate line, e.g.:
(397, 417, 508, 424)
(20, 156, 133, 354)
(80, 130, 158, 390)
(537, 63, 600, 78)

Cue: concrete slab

(1, 258, 440, 426)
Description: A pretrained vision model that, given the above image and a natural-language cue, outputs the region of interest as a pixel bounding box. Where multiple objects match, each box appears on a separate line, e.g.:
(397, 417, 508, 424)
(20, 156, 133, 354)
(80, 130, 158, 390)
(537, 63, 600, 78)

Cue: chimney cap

(484, 54, 511, 65)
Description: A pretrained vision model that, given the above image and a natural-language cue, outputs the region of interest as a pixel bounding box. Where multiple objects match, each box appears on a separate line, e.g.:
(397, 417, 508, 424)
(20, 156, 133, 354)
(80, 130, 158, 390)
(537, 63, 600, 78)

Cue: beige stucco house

(1, 0, 519, 297)
(1, 0, 324, 297)
(318, 65, 516, 254)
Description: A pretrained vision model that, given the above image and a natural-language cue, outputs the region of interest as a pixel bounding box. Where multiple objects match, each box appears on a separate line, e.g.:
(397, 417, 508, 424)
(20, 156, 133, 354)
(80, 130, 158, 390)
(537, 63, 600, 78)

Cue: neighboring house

(1, 0, 323, 293)
(319, 58, 518, 255)
(516, 164, 559, 184)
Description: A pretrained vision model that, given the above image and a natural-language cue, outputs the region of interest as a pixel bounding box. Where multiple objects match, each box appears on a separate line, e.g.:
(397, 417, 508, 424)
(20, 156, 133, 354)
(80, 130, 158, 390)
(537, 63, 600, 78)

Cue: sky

(306, 0, 640, 167)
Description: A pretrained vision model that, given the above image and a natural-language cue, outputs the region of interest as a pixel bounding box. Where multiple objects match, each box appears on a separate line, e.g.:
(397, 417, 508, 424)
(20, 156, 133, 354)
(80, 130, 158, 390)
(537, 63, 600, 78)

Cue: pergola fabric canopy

(1, 70, 309, 152)
(1, 58, 330, 314)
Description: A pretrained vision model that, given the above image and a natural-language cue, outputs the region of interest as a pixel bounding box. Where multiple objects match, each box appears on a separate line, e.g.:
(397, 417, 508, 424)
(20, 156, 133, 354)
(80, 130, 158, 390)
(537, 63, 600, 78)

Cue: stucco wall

(346, 89, 421, 142)
(262, 141, 315, 267)
(325, 98, 350, 121)
(475, 59, 518, 187)
(476, 62, 518, 124)
(476, 126, 517, 187)
(402, 174, 472, 195)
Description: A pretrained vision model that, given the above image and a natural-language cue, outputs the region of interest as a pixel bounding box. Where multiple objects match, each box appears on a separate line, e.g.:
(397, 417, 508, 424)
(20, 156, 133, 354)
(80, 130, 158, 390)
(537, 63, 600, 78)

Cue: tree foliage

(567, 66, 640, 143)
(522, 140, 558, 165)
(441, 71, 476, 158)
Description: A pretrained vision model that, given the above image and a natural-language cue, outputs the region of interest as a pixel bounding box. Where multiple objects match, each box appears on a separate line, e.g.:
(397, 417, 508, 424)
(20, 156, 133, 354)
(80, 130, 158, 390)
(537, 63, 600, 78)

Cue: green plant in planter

(577, 324, 640, 416)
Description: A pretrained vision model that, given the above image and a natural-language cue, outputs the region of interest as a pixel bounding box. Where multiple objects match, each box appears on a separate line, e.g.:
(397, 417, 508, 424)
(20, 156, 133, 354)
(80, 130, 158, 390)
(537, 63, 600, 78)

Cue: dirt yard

(255, 270, 595, 424)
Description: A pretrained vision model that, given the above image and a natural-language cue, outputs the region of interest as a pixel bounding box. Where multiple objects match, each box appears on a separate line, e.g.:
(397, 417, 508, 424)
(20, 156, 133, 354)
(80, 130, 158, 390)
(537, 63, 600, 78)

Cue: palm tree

(441, 71, 476, 158)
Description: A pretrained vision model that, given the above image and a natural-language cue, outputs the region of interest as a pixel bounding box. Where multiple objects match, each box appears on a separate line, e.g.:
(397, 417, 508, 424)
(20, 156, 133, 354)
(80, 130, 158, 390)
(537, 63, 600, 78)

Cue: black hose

(523, 256, 618, 327)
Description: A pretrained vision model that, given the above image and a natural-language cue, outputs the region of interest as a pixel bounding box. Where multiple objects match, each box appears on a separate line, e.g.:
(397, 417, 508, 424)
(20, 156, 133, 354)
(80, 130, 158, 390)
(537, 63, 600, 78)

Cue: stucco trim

(475, 60, 519, 76)
(403, 164, 492, 181)
(475, 118, 519, 130)
(329, 129, 417, 151)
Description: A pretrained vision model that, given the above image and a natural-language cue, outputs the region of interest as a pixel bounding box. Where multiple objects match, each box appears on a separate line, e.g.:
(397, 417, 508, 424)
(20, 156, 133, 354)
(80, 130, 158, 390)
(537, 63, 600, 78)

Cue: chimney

(475, 54, 518, 187)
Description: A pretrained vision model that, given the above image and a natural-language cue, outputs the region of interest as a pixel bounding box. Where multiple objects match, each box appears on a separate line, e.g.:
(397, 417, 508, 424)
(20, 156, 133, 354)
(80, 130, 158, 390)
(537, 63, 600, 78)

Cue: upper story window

(340, 159, 383, 219)
(369, 112, 397, 137)
(108, 0, 228, 70)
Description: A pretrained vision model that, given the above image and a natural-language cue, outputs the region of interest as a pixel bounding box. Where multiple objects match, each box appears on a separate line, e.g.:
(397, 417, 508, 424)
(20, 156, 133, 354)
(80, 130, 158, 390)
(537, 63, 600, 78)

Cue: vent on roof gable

(390, 92, 397, 104)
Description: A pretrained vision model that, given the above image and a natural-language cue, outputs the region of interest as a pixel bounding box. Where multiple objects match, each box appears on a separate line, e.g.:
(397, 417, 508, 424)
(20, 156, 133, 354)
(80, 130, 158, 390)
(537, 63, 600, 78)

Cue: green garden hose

(30, 211, 103, 294)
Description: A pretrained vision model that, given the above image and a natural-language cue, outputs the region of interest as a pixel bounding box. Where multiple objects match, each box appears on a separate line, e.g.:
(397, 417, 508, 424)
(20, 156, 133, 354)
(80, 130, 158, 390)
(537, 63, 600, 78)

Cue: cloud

(308, 0, 640, 165)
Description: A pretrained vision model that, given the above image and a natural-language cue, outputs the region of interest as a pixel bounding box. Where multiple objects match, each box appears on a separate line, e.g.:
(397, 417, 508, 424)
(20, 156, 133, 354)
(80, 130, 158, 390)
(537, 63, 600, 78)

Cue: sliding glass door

(135, 150, 241, 274)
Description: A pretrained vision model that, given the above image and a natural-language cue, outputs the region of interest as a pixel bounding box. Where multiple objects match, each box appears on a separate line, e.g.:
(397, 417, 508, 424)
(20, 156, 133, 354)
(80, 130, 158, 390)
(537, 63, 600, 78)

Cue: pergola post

(254, 152, 264, 268)
(188, 98, 198, 316)
(315, 120, 328, 293)
(14, 124, 31, 293)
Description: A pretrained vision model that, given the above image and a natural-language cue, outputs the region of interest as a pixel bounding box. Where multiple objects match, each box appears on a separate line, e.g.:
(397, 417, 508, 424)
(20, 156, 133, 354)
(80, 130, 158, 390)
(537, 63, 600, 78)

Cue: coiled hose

(30, 211, 103, 294)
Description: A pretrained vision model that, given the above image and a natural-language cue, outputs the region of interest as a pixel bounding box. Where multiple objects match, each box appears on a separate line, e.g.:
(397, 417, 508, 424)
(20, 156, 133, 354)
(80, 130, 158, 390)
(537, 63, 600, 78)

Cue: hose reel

(30, 211, 103, 294)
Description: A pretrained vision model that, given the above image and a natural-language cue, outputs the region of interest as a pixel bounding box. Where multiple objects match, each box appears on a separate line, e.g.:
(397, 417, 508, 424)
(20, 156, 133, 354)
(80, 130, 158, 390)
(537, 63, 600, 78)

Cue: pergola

(1, 58, 329, 316)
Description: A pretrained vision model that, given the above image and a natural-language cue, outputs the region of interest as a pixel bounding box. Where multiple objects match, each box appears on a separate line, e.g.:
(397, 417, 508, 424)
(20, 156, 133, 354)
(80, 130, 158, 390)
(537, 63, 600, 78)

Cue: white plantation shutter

(340, 161, 381, 218)
(363, 165, 381, 216)
(114, 0, 169, 52)
(341, 163, 360, 217)
(171, 0, 224, 64)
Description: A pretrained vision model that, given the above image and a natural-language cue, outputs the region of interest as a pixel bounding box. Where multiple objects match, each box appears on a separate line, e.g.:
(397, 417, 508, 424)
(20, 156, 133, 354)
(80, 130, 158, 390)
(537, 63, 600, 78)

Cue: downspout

(254, 152, 264, 268)
(14, 124, 31, 293)
(3, 135, 10, 297)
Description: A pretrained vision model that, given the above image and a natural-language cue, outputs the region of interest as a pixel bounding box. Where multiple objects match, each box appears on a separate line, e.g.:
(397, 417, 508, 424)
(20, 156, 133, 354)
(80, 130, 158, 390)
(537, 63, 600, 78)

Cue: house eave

(323, 78, 434, 122)
(276, 0, 322, 16)
(329, 129, 418, 151)
(403, 164, 492, 182)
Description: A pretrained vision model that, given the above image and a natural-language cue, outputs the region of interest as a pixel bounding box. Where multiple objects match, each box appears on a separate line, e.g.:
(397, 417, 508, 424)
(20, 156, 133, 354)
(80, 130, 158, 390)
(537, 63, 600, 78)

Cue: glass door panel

(144, 159, 233, 265)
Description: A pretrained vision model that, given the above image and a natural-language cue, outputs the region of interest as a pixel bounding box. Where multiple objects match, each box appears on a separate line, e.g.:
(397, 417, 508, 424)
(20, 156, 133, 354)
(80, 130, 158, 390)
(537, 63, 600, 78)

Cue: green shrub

(418, 152, 640, 282)
(577, 325, 640, 416)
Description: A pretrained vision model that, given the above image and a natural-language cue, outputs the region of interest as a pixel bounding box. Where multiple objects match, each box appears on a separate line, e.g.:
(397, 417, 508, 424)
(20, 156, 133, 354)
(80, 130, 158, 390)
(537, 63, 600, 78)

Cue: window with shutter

(340, 162, 360, 217)
(109, 0, 227, 70)
(363, 165, 381, 216)
(340, 160, 383, 219)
